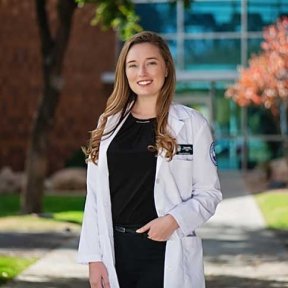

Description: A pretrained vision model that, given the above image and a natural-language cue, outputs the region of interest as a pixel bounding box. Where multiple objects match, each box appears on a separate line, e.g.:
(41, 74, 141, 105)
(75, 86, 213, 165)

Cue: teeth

(138, 80, 152, 85)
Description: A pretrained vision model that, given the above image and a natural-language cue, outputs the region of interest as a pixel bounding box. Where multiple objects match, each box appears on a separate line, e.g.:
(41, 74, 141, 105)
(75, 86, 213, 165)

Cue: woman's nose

(138, 64, 147, 76)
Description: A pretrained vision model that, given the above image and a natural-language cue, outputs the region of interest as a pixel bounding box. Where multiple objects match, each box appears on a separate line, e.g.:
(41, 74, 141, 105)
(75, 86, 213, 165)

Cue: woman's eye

(127, 64, 137, 68)
(148, 61, 157, 66)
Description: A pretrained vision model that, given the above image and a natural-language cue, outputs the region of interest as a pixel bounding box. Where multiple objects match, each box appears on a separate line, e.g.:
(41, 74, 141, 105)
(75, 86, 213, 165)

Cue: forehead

(126, 42, 163, 62)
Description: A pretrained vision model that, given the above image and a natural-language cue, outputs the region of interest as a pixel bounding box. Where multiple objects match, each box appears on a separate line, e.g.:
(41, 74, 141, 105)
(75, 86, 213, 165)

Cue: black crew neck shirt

(107, 113, 158, 225)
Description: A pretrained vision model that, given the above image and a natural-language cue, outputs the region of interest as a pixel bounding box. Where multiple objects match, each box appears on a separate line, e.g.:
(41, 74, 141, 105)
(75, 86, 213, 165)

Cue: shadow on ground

(202, 224, 288, 263)
(206, 275, 288, 288)
(0, 232, 75, 250)
(3, 275, 288, 288)
(0, 232, 77, 258)
(2, 278, 89, 288)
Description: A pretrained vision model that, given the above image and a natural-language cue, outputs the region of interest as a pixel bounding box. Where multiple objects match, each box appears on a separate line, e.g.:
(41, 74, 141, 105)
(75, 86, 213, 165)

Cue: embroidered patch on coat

(209, 142, 217, 166)
(176, 144, 193, 155)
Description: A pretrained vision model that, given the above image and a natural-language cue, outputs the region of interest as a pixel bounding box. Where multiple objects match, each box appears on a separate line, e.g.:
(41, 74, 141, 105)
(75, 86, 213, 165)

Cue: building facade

(0, 0, 115, 173)
(132, 0, 288, 169)
(1, 0, 287, 173)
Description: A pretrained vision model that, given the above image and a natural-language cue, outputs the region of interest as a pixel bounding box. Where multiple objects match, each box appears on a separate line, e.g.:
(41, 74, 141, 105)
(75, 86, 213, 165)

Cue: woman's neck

(131, 97, 157, 119)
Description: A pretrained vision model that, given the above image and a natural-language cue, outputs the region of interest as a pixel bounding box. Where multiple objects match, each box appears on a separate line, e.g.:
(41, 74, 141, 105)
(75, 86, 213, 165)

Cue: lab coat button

(156, 178, 160, 184)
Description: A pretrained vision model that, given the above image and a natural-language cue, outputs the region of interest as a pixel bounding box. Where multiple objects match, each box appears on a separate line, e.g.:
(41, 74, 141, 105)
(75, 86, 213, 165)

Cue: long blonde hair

(84, 31, 177, 163)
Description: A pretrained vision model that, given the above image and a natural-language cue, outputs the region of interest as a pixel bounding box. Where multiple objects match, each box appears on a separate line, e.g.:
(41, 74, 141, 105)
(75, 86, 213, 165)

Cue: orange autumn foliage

(226, 17, 288, 110)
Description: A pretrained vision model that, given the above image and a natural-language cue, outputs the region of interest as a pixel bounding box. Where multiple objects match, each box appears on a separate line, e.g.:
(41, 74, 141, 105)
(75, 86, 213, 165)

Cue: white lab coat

(77, 103, 222, 288)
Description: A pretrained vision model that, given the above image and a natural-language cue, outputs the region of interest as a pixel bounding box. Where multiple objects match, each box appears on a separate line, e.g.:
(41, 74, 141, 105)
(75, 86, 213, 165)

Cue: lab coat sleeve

(77, 160, 103, 264)
(168, 120, 222, 236)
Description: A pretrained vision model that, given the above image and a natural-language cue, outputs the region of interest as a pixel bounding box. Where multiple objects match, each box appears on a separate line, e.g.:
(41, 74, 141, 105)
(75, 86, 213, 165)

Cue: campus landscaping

(0, 189, 287, 285)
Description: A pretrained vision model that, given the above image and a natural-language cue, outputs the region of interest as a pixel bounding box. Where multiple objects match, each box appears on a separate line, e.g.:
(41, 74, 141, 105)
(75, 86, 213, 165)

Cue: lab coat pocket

(169, 157, 193, 200)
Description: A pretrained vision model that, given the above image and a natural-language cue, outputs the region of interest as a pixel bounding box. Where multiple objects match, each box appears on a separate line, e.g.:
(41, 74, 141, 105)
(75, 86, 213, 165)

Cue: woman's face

(125, 42, 167, 100)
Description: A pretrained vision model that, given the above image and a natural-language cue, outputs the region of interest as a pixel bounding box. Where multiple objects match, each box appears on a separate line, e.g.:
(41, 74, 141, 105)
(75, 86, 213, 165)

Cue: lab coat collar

(99, 102, 185, 177)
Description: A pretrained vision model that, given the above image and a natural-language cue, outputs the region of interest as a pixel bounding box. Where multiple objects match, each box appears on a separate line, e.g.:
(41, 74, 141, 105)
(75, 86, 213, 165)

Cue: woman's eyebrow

(126, 57, 159, 64)
(146, 57, 159, 61)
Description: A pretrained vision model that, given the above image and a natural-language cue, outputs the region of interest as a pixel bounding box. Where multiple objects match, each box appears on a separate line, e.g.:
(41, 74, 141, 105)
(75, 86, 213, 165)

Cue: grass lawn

(0, 194, 85, 285)
(255, 190, 288, 230)
(0, 256, 36, 285)
(0, 195, 85, 225)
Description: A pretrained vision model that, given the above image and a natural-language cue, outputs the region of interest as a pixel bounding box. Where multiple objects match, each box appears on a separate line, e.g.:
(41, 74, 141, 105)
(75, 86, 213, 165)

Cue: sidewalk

(2, 171, 288, 288)
(201, 171, 288, 288)
(2, 237, 88, 288)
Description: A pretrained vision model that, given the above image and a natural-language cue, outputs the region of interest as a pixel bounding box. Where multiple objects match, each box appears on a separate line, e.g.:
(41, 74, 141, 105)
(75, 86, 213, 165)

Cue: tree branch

(52, 0, 77, 75)
(35, 0, 53, 58)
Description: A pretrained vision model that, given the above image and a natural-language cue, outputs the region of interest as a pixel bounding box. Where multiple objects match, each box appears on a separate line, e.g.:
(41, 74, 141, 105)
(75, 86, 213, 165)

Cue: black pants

(114, 227, 166, 288)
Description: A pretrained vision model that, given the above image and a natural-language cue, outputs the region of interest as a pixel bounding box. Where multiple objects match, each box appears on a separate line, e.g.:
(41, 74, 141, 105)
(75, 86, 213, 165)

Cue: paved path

(0, 232, 75, 259)
(202, 171, 288, 288)
(2, 237, 89, 288)
(2, 171, 288, 287)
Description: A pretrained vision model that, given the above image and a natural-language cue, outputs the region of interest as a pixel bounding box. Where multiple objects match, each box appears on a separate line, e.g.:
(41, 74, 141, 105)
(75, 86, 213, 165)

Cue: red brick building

(0, 0, 116, 174)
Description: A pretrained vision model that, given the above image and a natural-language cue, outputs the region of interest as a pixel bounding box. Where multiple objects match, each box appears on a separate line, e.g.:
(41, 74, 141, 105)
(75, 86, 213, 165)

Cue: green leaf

(76, 0, 193, 40)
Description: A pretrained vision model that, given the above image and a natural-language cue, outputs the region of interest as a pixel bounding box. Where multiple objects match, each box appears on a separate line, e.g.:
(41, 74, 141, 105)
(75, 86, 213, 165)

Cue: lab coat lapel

(98, 102, 134, 168)
(97, 112, 130, 241)
(98, 112, 129, 170)
(155, 106, 185, 178)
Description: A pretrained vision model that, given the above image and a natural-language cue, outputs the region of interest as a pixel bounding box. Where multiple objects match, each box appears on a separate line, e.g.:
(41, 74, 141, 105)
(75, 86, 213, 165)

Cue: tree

(76, 0, 192, 40)
(225, 17, 288, 112)
(22, 0, 192, 214)
(21, 0, 139, 214)
(76, 0, 141, 40)
(22, 0, 77, 214)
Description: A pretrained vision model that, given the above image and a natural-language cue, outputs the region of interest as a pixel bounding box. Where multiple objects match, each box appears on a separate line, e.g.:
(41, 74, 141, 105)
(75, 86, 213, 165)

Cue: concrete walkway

(2, 171, 288, 288)
(2, 237, 89, 288)
(202, 171, 288, 288)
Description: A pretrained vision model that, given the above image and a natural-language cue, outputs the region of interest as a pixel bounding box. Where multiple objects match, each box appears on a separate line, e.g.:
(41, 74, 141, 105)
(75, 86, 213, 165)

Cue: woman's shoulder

(170, 103, 208, 125)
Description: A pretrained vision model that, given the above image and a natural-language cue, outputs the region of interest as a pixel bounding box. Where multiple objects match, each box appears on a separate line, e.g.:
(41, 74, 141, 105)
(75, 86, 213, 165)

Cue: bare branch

(52, 0, 77, 74)
(34, 0, 53, 57)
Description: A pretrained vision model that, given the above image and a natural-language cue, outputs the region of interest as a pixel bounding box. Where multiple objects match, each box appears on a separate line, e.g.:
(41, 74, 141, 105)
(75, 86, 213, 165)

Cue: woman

(78, 31, 222, 288)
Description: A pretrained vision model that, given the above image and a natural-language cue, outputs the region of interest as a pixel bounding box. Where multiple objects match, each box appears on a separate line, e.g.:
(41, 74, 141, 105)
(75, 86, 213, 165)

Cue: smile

(137, 80, 153, 86)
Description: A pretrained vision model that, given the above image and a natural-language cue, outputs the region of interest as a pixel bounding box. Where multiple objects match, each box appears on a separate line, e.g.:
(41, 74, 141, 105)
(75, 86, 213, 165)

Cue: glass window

(215, 91, 242, 137)
(185, 1, 241, 33)
(166, 40, 177, 63)
(248, 0, 288, 32)
(182, 100, 211, 121)
(247, 139, 282, 166)
(184, 39, 241, 70)
(135, 3, 177, 33)
(247, 106, 281, 135)
(248, 38, 263, 58)
(215, 138, 241, 170)
(176, 82, 214, 92)
(132, 0, 288, 171)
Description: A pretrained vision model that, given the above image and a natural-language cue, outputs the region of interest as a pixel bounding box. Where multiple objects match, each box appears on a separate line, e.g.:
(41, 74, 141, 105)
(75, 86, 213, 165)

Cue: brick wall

(0, 0, 115, 174)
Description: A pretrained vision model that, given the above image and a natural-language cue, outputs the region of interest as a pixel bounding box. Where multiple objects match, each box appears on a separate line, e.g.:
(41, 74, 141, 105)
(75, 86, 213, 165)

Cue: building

(0, 0, 116, 173)
(130, 0, 288, 169)
(0, 0, 287, 173)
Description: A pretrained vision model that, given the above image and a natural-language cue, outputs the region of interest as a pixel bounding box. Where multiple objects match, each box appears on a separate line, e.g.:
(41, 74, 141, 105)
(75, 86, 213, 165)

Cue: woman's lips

(137, 80, 153, 86)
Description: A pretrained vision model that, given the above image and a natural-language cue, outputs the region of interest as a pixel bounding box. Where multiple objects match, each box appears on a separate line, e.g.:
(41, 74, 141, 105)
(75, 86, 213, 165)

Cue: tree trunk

(21, 0, 76, 214)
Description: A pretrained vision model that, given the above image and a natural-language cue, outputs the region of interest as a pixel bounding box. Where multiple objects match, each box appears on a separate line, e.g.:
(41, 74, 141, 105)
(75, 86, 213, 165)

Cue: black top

(107, 113, 158, 225)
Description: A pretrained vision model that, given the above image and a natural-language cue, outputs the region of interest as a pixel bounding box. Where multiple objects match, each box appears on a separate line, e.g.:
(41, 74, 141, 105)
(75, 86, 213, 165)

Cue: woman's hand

(136, 214, 179, 241)
(89, 261, 110, 288)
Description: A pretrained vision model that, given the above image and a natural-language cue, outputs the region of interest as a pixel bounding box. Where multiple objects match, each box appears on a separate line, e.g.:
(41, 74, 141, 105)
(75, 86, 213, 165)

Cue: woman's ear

(165, 68, 168, 78)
